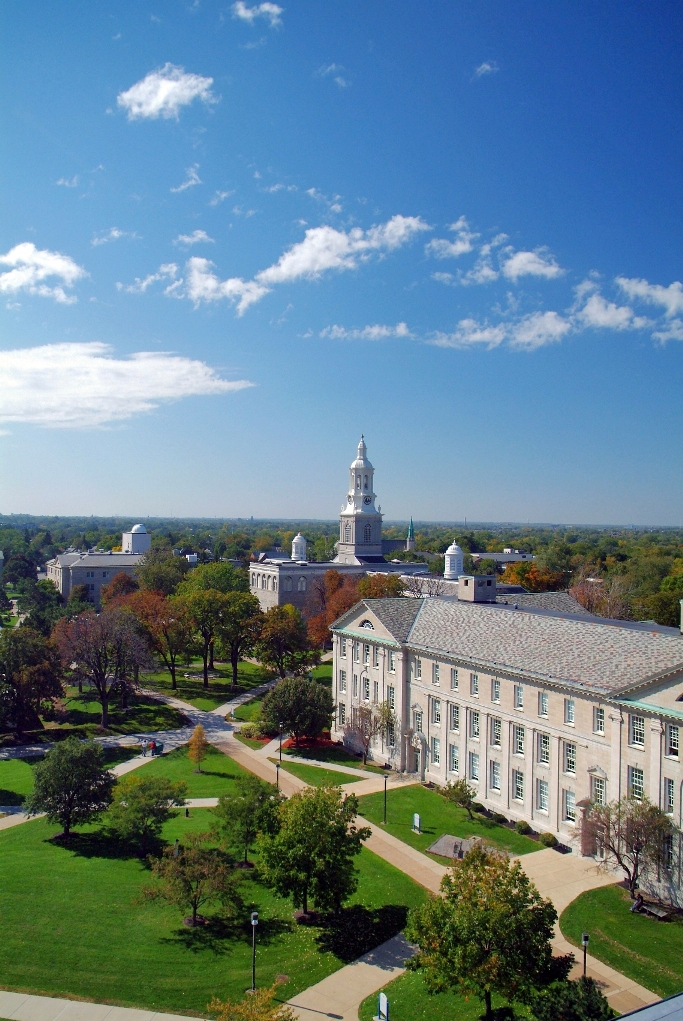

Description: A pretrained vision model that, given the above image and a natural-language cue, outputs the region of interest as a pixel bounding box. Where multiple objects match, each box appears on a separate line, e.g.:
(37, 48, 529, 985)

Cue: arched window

(359, 619, 374, 630)
(272, 578, 277, 591)
(283, 576, 293, 592)
(251, 573, 255, 586)
(364, 474, 368, 490)
(364, 524, 372, 543)
(297, 576, 307, 592)
(356, 474, 361, 489)
(261, 575, 266, 589)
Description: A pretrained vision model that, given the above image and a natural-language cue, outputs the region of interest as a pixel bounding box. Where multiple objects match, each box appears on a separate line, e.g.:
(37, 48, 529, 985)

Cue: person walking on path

(142, 739, 148, 757)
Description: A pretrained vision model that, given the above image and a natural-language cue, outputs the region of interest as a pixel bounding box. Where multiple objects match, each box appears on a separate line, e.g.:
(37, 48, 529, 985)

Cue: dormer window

(360, 619, 374, 630)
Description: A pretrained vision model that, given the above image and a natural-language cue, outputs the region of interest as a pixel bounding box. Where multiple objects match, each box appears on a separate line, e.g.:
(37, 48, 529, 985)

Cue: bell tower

(333, 436, 385, 565)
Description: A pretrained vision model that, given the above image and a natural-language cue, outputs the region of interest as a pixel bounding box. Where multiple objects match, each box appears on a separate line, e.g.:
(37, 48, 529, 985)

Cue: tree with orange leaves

(306, 570, 361, 649)
(124, 590, 194, 690)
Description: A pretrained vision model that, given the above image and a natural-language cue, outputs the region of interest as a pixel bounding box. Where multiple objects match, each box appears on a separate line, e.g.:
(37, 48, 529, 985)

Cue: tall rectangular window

(338, 669, 347, 693)
(564, 699, 575, 725)
(432, 699, 441, 725)
(353, 674, 358, 697)
(538, 692, 549, 717)
(363, 644, 370, 665)
(513, 724, 525, 756)
(628, 766, 644, 800)
(538, 732, 550, 765)
(415, 658, 422, 680)
(469, 751, 480, 781)
(432, 662, 440, 685)
(470, 710, 480, 739)
(353, 642, 360, 662)
(512, 769, 524, 802)
(664, 777, 675, 814)
(664, 834, 674, 870)
(449, 744, 459, 773)
(491, 678, 500, 703)
(490, 760, 501, 790)
(594, 707, 605, 734)
(414, 710, 423, 734)
(591, 776, 606, 806)
(373, 646, 379, 668)
(362, 677, 370, 701)
(491, 717, 502, 746)
(431, 737, 441, 766)
(513, 685, 524, 710)
(340, 638, 347, 658)
(373, 680, 379, 703)
(387, 685, 395, 711)
(629, 715, 645, 747)
(666, 724, 679, 758)
(389, 650, 396, 672)
(450, 667, 459, 690)
(450, 703, 460, 731)
(563, 790, 576, 822)
(470, 672, 479, 696)
(338, 702, 346, 726)
(386, 722, 395, 747)
(563, 742, 577, 774)
(537, 778, 549, 812)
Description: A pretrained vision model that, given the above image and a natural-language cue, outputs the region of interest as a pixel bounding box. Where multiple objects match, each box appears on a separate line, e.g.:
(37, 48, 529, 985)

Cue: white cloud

(316, 63, 350, 88)
(171, 165, 202, 193)
(176, 258, 270, 315)
(116, 263, 178, 294)
(501, 247, 563, 281)
(431, 319, 507, 350)
(256, 215, 429, 287)
(210, 189, 235, 206)
(0, 242, 86, 304)
(91, 227, 138, 247)
(652, 319, 683, 343)
(0, 342, 252, 429)
(616, 276, 683, 318)
(231, 2, 283, 27)
(425, 216, 478, 259)
(306, 187, 343, 213)
(460, 242, 500, 285)
(320, 322, 412, 341)
(474, 61, 499, 78)
(173, 230, 214, 246)
(56, 176, 79, 188)
(117, 64, 216, 121)
(575, 291, 643, 330)
(509, 310, 571, 350)
(432, 271, 456, 286)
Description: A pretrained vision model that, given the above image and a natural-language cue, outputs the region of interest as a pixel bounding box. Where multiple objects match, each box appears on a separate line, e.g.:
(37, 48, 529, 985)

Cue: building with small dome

(122, 523, 152, 555)
(46, 525, 152, 605)
(443, 539, 464, 580)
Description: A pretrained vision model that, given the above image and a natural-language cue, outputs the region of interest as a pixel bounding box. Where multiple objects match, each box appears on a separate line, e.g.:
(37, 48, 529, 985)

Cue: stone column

(609, 709, 623, 802)
(650, 718, 664, 806)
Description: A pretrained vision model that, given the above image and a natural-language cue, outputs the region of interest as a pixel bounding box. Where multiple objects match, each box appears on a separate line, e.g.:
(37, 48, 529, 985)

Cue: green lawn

(359, 970, 509, 1021)
(50, 688, 188, 736)
(283, 742, 385, 774)
(132, 744, 252, 797)
(561, 884, 683, 998)
(144, 659, 273, 711)
(311, 663, 332, 686)
(0, 747, 141, 805)
(234, 731, 271, 750)
(233, 696, 264, 723)
(0, 811, 425, 1015)
(274, 760, 361, 788)
(358, 785, 539, 858)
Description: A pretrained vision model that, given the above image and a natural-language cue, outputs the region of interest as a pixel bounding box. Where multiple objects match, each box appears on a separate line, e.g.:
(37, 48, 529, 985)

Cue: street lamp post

(383, 773, 388, 825)
(581, 932, 589, 977)
(251, 911, 259, 991)
(276, 761, 280, 790)
(279, 722, 283, 762)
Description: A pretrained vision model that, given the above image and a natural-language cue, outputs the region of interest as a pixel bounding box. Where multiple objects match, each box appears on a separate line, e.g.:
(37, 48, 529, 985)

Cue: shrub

(492, 812, 507, 825)
(240, 722, 263, 739)
(472, 802, 486, 814)
(515, 819, 532, 835)
(539, 831, 558, 848)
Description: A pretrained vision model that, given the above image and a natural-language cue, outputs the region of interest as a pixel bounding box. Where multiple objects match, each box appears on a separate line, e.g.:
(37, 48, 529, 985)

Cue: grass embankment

(132, 745, 252, 798)
(272, 760, 360, 788)
(561, 885, 683, 998)
(0, 811, 425, 1014)
(144, 659, 274, 711)
(0, 747, 141, 806)
(283, 740, 385, 774)
(359, 970, 508, 1021)
(358, 785, 539, 859)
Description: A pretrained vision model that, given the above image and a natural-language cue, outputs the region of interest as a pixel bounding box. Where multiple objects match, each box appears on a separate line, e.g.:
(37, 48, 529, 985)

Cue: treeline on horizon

(1, 515, 682, 627)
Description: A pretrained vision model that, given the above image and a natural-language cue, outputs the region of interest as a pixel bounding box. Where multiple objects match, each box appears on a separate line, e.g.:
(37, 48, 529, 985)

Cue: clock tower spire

(333, 435, 385, 565)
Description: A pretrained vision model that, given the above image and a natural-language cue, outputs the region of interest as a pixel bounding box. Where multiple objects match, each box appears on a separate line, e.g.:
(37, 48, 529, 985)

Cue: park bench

(641, 902, 670, 921)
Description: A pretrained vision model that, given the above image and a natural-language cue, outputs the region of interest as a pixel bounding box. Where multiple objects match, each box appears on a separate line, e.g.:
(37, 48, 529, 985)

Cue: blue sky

(2, 1, 682, 524)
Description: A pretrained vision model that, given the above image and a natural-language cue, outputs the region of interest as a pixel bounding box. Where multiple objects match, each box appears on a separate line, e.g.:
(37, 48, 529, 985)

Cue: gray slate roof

(406, 599, 683, 695)
(49, 553, 144, 569)
(356, 598, 423, 642)
(495, 591, 589, 615)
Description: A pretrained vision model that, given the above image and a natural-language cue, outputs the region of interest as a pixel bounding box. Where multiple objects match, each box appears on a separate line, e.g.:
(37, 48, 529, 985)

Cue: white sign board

(374, 992, 388, 1021)
(412, 812, 421, 833)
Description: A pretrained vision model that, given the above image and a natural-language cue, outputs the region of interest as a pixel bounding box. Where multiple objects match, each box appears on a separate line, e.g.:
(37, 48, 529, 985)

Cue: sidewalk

(210, 680, 278, 718)
(0, 989, 196, 1021)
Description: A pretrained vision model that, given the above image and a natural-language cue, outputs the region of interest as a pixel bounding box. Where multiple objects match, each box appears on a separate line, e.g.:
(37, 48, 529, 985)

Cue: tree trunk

(209, 641, 215, 671)
(302, 887, 308, 914)
(170, 661, 177, 690)
(484, 990, 493, 1021)
(62, 815, 71, 838)
(192, 900, 198, 925)
(202, 642, 209, 688)
(101, 695, 109, 728)
(231, 647, 239, 692)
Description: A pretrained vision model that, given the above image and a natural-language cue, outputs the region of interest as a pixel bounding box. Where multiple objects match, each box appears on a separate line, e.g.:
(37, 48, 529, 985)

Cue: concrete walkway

(0, 990, 196, 1021)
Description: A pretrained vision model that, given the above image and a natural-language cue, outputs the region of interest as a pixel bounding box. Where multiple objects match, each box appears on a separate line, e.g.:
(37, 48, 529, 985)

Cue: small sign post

(373, 991, 389, 1021)
(412, 812, 421, 834)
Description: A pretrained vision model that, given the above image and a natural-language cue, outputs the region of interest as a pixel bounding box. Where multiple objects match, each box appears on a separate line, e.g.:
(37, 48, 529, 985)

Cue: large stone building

(330, 592, 683, 897)
(46, 524, 150, 605)
(249, 437, 426, 612)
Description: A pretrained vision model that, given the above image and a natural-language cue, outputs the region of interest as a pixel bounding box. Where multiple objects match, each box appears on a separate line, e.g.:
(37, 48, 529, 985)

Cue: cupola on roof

(446, 539, 463, 555)
(351, 434, 373, 469)
(131, 524, 147, 533)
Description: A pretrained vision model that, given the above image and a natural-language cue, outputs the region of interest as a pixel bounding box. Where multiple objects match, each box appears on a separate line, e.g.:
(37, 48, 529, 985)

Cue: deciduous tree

(213, 774, 282, 863)
(405, 846, 568, 1021)
(255, 604, 318, 679)
(108, 774, 187, 853)
(182, 589, 230, 688)
(261, 677, 333, 746)
(188, 723, 210, 772)
(0, 626, 63, 736)
(25, 736, 116, 838)
(136, 551, 190, 596)
(529, 977, 615, 1021)
(125, 590, 194, 690)
(209, 982, 296, 1021)
(357, 574, 406, 599)
(143, 831, 242, 926)
(216, 592, 263, 690)
(345, 701, 394, 765)
(100, 572, 139, 606)
(443, 777, 478, 821)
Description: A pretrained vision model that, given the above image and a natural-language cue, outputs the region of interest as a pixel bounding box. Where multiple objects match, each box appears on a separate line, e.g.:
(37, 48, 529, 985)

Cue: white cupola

(291, 533, 307, 562)
(444, 539, 464, 580)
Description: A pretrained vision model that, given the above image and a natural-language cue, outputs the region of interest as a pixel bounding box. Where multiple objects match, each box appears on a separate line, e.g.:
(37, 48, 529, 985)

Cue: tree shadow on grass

(315, 904, 409, 963)
(0, 788, 25, 806)
(47, 828, 158, 864)
(161, 913, 292, 956)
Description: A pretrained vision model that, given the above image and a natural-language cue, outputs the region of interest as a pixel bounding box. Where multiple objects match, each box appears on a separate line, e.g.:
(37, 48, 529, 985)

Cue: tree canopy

(261, 677, 333, 745)
(213, 774, 282, 863)
(25, 736, 116, 837)
(255, 604, 318, 678)
(0, 626, 63, 735)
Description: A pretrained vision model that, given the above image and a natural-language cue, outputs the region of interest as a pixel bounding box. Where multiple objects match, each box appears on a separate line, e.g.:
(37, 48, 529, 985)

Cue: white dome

(131, 524, 147, 533)
(445, 540, 463, 556)
(293, 532, 304, 541)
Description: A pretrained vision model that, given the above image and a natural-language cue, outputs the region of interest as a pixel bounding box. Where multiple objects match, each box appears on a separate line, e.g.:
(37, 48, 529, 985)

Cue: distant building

(45, 524, 150, 605)
(249, 437, 426, 612)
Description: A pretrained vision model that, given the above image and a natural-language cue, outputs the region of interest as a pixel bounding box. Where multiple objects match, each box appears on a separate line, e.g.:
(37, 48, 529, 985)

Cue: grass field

(57, 689, 188, 735)
(283, 741, 385, 774)
(144, 659, 273, 711)
(0, 811, 425, 1015)
(561, 884, 683, 998)
(358, 785, 539, 858)
(132, 745, 252, 797)
(0, 747, 141, 806)
(358, 970, 508, 1021)
(233, 697, 264, 723)
(273, 760, 361, 788)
